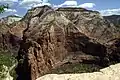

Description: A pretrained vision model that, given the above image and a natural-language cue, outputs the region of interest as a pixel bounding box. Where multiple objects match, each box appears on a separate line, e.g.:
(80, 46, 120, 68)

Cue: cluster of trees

(0, 4, 8, 14)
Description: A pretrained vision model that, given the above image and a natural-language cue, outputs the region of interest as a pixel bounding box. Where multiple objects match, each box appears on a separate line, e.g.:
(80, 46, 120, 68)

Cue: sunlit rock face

(0, 65, 13, 80)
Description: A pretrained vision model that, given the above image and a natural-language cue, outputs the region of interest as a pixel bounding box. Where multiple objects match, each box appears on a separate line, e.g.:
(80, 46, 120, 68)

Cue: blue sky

(0, 0, 120, 18)
(51, 0, 120, 10)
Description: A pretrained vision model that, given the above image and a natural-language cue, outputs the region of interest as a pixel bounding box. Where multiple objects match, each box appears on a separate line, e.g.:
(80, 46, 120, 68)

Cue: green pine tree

(0, 4, 9, 14)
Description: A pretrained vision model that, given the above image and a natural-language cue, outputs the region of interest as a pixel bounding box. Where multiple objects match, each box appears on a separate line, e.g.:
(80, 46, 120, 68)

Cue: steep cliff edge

(13, 6, 120, 80)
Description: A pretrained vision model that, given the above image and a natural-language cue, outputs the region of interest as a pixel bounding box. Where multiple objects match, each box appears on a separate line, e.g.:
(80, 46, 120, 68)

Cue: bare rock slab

(37, 63, 120, 80)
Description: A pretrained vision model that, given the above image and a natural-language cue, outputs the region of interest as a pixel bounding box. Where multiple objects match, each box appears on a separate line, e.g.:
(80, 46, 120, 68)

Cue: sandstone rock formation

(0, 15, 22, 25)
(56, 8, 119, 44)
(37, 63, 120, 80)
(0, 65, 13, 80)
(13, 6, 120, 80)
(0, 15, 22, 54)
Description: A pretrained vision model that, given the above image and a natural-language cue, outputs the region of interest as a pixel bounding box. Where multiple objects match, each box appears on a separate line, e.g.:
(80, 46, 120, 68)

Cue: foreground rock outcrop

(37, 63, 120, 80)
(13, 6, 120, 80)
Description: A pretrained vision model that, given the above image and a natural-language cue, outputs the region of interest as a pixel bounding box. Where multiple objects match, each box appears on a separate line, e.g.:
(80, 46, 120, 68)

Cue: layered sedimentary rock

(13, 6, 120, 80)
(56, 8, 119, 44)
(0, 15, 22, 54)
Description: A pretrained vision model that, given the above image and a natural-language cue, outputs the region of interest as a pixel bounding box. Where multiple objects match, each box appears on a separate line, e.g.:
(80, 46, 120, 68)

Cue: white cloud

(0, 0, 18, 2)
(99, 8, 120, 16)
(14, 13, 20, 16)
(33, 0, 51, 8)
(20, 0, 42, 9)
(20, 0, 51, 9)
(54, 0, 77, 8)
(43, 0, 49, 3)
(33, 3, 51, 8)
(0, 0, 18, 18)
(20, 0, 42, 5)
(4, 8, 17, 13)
(60, 0, 77, 7)
(0, 0, 18, 5)
(78, 3, 95, 8)
(53, 1, 95, 9)
(33, 4, 43, 8)
(0, 8, 17, 18)
(0, 0, 18, 7)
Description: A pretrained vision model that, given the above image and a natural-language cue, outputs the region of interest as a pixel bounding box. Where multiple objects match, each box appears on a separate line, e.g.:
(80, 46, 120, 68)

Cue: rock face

(104, 15, 120, 27)
(0, 15, 22, 54)
(0, 15, 22, 25)
(0, 65, 13, 80)
(37, 63, 120, 80)
(56, 8, 119, 44)
(15, 6, 120, 80)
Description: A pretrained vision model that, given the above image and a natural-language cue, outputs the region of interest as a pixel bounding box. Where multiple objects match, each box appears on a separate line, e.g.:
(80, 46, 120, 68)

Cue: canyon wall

(4, 6, 119, 80)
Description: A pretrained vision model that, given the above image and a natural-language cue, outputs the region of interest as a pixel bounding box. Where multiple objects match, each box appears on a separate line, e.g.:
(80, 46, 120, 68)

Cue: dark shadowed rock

(104, 15, 120, 27)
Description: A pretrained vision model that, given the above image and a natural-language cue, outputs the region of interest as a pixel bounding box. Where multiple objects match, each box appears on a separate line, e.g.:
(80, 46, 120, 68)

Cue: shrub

(0, 50, 17, 80)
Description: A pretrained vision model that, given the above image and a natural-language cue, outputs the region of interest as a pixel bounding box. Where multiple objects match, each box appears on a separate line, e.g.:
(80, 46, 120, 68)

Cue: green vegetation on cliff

(50, 63, 102, 74)
(0, 50, 17, 80)
(0, 4, 8, 14)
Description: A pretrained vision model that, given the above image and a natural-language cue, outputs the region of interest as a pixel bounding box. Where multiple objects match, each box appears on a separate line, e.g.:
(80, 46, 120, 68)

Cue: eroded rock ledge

(37, 63, 120, 80)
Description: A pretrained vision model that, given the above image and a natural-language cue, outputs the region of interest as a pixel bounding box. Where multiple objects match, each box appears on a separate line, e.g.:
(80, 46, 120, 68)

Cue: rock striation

(12, 6, 120, 80)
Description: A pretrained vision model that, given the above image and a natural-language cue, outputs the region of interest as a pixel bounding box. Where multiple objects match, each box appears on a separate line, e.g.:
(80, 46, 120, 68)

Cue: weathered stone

(14, 6, 120, 80)
(0, 15, 22, 54)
